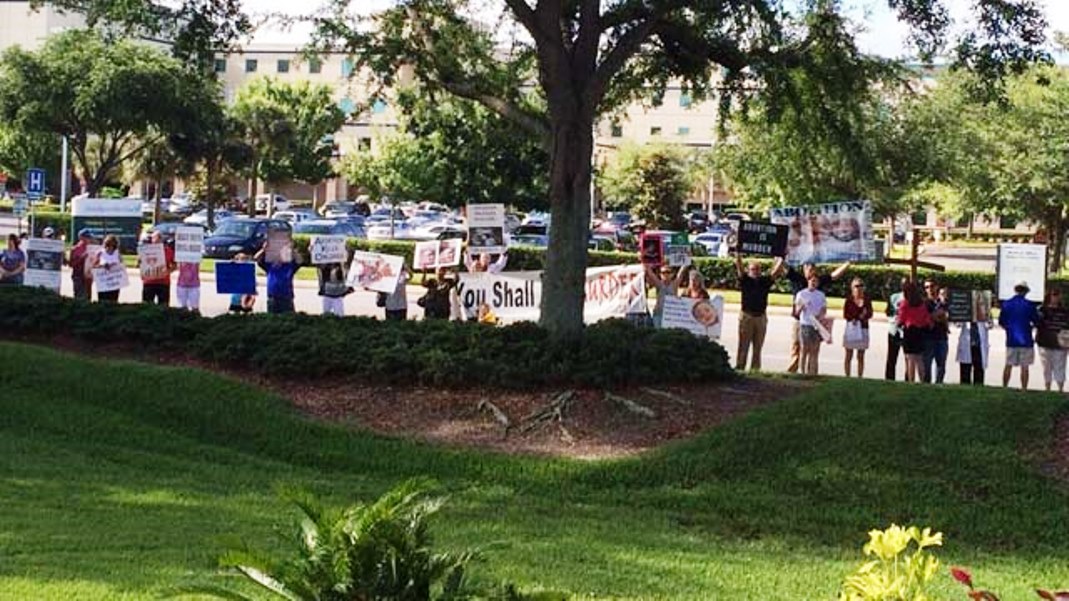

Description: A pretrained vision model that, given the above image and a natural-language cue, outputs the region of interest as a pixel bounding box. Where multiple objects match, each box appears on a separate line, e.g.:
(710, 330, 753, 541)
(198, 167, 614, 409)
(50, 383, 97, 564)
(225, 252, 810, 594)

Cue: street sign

(12, 196, 28, 217)
(26, 168, 45, 200)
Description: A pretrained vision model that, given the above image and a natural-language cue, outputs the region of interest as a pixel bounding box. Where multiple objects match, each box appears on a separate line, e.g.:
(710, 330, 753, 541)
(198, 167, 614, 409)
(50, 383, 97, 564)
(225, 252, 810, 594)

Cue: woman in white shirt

(794, 274, 828, 375)
(92, 234, 123, 303)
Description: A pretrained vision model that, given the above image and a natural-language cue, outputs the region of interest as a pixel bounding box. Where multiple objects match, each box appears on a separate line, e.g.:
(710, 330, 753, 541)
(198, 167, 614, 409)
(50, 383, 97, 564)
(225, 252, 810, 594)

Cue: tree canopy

(599, 143, 689, 230)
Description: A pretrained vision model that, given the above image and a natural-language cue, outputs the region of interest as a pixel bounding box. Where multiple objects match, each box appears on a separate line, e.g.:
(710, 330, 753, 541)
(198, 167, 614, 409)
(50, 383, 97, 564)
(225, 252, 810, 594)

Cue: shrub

(839, 524, 943, 601)
(0, 287, 734, 389)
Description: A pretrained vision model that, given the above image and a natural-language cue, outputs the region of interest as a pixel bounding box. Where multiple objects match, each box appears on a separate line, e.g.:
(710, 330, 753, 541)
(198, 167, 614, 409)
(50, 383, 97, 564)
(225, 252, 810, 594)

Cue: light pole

(60, 135, 69, 212)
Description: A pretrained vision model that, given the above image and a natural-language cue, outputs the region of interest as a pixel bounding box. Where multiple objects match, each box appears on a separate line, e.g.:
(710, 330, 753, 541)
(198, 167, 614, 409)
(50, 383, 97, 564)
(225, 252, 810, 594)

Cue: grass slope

(1, 342, 1067, 600)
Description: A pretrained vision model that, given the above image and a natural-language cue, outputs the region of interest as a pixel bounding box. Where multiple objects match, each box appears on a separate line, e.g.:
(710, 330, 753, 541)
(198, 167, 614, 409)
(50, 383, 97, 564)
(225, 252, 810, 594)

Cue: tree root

(640, 387, 691, 405)
(517, 390, 576, 435)
(605, 392, 656, 419)
(477, 399, 511, 438)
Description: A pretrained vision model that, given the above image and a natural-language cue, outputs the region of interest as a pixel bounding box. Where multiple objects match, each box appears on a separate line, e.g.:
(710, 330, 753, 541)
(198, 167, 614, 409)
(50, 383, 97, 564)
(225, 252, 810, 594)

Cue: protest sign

(437, 238, 461, 267)
(214, 261, 256, 294)
(666, 244, 692, 267)
(347, 251, 404, 293)
(972, 291, 992, 323)
(23, 238, 64, 292)
(583, 264, 647, 322)
(138, 243, 168, 279)
(174, 226, 204, 263)
(83, 244, 101, 280)
(310, 235, 348, 265)
(265, 229, 294, 264)
(733, 220, 789, 257)
(996, 243, 1045, 302)
(640, 233, 664, 266)
(660, 294, 724, 340)
(946, 289, 974, 323)
(92, 266, 128, 292)
(467, 204, 506, 254)
(414, 240, 439, 270)
(769, 200, 875, 264)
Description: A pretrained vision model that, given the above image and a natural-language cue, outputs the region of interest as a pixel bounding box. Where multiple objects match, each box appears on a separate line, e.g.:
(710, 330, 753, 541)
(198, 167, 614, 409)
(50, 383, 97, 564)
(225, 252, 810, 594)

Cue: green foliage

(839, 524, 943, 601)
(0, 123, 60, 190)
(0, 287, 733, 388)
(598, 143, 688, 230)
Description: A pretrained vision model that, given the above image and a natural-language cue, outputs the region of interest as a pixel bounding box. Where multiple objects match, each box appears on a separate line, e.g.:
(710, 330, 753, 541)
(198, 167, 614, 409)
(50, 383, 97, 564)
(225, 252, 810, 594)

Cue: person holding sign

(0, 234, 26, 285)
(734, 252, 785, 371)
(645, 264, 686, 327)
(68, 229, 96, 300)
(92, 235, 124, 303)
(255, 241, 303, 315)
(998, 281, 1040, 390)
(785, 260, 851, 373)
(954, 291, 992, 386)
(842, 277, 874, 377)
(317, 263, 353, 316)
(138, 230, 176, 306)
(794, 274, 828, 376)
(921, 281, 950, 384)
(896, 281, 932, 383)
(464, 250, 508, 274)
(1036, 290, 1069, 392)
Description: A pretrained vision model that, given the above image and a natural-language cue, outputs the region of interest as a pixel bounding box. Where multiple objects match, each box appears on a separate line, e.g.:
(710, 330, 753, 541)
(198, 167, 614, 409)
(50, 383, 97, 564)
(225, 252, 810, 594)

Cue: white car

(183, 209, 235, 227)
(693, 232, 730, 257)
(272, 209, 318, 224)
(367, 221, 412, 240)
(255, 193, 290, 213)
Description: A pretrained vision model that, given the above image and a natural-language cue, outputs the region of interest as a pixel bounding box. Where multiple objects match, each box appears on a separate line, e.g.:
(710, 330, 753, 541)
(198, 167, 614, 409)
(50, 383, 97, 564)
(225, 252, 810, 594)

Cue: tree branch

(587, 16, 659, 111)
(435, 78, 551, 148)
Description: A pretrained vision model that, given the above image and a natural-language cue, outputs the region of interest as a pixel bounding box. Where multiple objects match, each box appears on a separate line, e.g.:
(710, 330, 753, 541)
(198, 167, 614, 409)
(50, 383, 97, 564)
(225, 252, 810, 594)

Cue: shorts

(800, 325, 822, 345)
(1006, 347, 1035, 367)
(322, 296, 345, 316)
(903, 327, 927, 355)
(176, 286, 200, 310)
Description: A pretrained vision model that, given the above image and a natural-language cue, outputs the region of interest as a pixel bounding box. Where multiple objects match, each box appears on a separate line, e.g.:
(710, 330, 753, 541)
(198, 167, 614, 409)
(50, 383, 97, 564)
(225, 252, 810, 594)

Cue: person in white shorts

(1036, 289, 1069, 391)
(998, 281, 1040, 390)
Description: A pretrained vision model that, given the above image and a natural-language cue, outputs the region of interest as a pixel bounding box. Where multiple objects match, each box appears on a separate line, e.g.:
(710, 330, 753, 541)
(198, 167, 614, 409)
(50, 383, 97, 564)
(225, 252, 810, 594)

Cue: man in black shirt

(784, 260, 851, 373)
(735, 252, 785, 370)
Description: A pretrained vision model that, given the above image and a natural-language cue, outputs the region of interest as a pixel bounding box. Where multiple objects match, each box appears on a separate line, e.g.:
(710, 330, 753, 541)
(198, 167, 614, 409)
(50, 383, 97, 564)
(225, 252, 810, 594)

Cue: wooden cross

(884, 230, 946, 281)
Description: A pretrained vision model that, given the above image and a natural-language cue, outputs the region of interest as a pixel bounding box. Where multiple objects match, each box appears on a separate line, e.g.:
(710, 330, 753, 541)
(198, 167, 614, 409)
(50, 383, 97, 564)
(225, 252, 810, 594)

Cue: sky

(241, 0, 1069, 61)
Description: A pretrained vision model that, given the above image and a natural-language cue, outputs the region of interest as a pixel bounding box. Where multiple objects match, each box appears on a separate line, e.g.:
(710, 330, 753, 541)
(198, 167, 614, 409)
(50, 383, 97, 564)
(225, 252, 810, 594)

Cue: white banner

(660, 294, 724, 340)
(769, 200, 875, 264)
(996, 243, 1046, 302)
(23, 238, 64, 292)
(456, 265, 647, 323)
(310, 235, 348, 265)
(467, 203, 506, 254)
(174, 226, 204, 263)
(92, 266, 129, 292)
(347, 251, 404, 293)
(138, 243, 168, 280)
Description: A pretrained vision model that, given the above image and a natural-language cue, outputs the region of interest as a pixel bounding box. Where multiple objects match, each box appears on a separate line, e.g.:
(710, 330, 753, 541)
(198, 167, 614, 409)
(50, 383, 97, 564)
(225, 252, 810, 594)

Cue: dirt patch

(1047, 410, 1069, 483)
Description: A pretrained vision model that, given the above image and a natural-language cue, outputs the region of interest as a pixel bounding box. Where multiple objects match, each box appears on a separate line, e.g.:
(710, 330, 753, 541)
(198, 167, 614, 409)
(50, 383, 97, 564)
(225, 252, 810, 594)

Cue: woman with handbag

(1036, 289, 1069, 392)
(896, 280, 932, 383)
(843, 277, 874, 377)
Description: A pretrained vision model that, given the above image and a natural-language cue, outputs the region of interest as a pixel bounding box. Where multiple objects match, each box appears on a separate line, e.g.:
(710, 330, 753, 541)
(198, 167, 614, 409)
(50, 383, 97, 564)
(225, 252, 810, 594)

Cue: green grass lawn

(2, 342, 1068, 599)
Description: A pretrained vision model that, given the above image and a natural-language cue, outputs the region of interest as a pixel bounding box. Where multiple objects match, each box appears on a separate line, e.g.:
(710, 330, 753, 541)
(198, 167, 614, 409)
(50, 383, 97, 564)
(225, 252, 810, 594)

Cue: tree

(0, 30, 216, 196)
(305, 0, 1047, 337)
(599, 143, 688, 229)
(130, 137, 194, 224)
(0, 124, 60, 194)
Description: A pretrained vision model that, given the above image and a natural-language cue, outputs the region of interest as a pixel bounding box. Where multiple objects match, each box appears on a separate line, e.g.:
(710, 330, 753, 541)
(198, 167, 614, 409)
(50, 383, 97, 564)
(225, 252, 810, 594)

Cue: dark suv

(203, 218, 291, 259)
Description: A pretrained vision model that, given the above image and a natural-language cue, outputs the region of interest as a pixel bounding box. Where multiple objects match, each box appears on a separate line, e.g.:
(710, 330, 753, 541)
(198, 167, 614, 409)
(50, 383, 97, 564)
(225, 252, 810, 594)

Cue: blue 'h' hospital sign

(26, 168, 45, 199)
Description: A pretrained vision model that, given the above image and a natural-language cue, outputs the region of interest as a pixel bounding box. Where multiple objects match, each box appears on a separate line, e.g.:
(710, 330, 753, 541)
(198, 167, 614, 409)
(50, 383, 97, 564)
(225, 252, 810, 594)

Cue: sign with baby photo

(347, 251, 404, 293)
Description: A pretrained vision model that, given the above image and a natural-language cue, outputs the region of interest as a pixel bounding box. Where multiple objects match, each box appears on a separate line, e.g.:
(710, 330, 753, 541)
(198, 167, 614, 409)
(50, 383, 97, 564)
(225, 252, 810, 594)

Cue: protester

(896, 280, 932, 383)
(254, 243, 303, 315)
(842, 277, 874, 377)
(785, 260, 851, 373)
(92, 234, 123, 303)
(885, 278, 908, 380)
(477, 302, 499, 325)
(417, 277, 452, 320)
(317, 262, 353, 317)
(464, 250, 508, 273)
(921, 280, 950, 384)
(175, 247, 201, 313)
(227, 253, 257, 314)
(383, 265, 410, 320)
(734, 252, 785, 371)
(680, 266, 710, 300)
(957, 300, 991, 386)
(67, 229, 95, 300)
(436, 267, 464, 321)
(794, 274, 828, 376)
(0, 233, 26, 285)
(998, 281, 1040, 390)
(41, 226, 56, 239)
(644, 264, 686, 327)
(1036, 289, 1069, 392)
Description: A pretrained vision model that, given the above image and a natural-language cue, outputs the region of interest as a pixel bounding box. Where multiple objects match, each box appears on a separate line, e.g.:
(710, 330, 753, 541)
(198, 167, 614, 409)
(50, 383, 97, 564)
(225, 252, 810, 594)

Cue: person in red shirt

(67, 229, 95, 300)
(138, 230, 176, 306)
(896, 280, 933, 382)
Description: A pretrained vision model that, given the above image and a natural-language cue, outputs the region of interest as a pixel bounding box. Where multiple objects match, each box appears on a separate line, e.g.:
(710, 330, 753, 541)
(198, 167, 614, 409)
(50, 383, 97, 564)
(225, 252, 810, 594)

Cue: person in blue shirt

(998, 280, 1040, 390)
(254, 243, 303, 314)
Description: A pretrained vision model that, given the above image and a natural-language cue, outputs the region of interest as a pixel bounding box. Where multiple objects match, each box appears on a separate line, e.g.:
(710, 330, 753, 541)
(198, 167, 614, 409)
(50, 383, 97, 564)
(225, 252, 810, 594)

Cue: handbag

(376, 291, 388, 307)
(1057, 330, 1069, 350)
(844, 320, 865, 346)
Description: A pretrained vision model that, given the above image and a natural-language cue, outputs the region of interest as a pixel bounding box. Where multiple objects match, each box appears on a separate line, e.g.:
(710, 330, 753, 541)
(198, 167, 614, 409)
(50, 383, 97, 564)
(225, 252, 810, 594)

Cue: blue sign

(215, 261, 257, 295)
(26, 168, 45, 200)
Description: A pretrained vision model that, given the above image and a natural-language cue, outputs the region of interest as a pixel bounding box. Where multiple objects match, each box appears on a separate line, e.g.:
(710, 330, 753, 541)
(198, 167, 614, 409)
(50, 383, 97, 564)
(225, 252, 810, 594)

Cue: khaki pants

(737, 312, 768, 371)
(787, 320, 801, 373)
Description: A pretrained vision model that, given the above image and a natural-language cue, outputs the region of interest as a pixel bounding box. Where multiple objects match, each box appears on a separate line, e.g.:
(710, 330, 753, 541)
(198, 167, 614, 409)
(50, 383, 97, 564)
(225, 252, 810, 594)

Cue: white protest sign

(174, 226, 204, 263)
(414, 240, 439, 270)
(347, 251, 404, 293)
(138, 243, 168, 280)
(660, 294, 724, 340)
(92, 266, 129, 292)
(666, 244, 692, 267)
(83, 244, 101, 280)
(310, 235, 348, 265)
(996, 243, 1046, 302)
(769, 200, 875, 264)
(467, 203, 506, 254)
(437, 238, 462, 267)
(23, 238, 64, 292)
(583, 264, 647, 322)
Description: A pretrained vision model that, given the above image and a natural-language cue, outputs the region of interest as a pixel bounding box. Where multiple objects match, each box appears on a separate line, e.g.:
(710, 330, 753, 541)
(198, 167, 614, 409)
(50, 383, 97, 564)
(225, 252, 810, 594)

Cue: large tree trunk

(1048, 216, 1067, 274)
(539, 117, 594, 339)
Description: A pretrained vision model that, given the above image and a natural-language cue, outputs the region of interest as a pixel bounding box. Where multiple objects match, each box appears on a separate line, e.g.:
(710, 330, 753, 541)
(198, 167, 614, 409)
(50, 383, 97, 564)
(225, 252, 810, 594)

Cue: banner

(769, 200, 875, 264)
(174, 226, 204, 263)
(347, 251, 404, 293)
(415, 238, 464, 270)
(996, 243, 1045, 302)
(732, 220, 789, 257)
(660, 294, 724, 340)
(265, 230, 294, 264)
(215, 261, 257, 294)
(456, 265, 647, 323)
(92, 266, 129, 292)
(310, 235, 348, 265)
(467, 203, 506, 254)
(23, 238, 64, 292)
(138, 243, 169, 280)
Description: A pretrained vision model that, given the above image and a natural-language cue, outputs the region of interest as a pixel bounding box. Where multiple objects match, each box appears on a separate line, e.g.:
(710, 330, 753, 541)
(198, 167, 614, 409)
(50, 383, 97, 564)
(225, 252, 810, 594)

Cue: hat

(77, 228, 92, 239)
(1014, 280, 1030, 293)
(42, 226, 55, 238)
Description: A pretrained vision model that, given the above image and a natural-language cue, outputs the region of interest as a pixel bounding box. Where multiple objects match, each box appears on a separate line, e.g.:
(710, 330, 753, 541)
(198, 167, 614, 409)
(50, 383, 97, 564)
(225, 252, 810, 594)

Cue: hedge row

(0, 287, 734, 389)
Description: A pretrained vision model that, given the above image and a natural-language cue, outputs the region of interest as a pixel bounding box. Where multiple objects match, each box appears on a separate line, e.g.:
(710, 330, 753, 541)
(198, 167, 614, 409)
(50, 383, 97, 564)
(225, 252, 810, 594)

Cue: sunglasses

(853, 284, 865, 289)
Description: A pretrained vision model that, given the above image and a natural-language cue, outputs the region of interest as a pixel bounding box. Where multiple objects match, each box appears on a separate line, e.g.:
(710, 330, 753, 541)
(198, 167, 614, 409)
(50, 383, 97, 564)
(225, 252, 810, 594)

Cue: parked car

(410, 223, 466, 241)
(255, 193, 290, 213)
(595, 211, 632, 233)
(293, 219, 366, 238)
(589, 236, 616, 252)
(183, 209, 235, 227)
(202, 218, 292, 259)
(686, 210, 711, 232)
(368, 206, 408, 222)
(510, 234, 549, 247)
(505, 212, 522, 233)
(150, 222, 208, 246)
(273, 208, 320, 224)
(367, 221, 413, 240)
(693, 232, 730, 257)
(321, 201, 365, 219)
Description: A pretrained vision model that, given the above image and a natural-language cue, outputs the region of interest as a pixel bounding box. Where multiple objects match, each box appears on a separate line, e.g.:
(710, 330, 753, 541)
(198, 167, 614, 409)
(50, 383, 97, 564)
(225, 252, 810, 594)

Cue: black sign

(946, 289, 973, 323)
(734, 221, 788, 257)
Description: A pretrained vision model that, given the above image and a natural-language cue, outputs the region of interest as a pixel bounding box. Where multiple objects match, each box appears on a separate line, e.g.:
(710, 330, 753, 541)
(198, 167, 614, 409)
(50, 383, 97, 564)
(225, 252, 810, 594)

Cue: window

(358, 137, 372, 151)
(213, 59, 226, 73)
(338, 97, 355, 116)
(308, 58, 322, 74)
(610, 124, 623, 138)
(277, 59, 290, 73)
(679, 92, 692, 108)
(677, 126, 690, 136)
(245, 59, 258, 73)
(372, 98, 387, 114)
(341, 58, 354, 77)
(650, 126, 662, 136)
